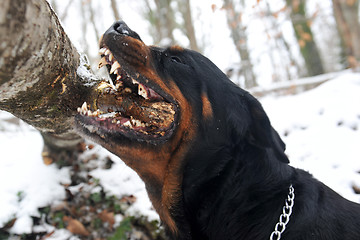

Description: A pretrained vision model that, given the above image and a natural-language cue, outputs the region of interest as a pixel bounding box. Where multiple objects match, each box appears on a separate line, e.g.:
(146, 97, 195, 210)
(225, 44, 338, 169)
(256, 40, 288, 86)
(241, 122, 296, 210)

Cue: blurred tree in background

(286, 0, 324, 76)
(48, 0, 360, 89)
(332, 0, 360, 68)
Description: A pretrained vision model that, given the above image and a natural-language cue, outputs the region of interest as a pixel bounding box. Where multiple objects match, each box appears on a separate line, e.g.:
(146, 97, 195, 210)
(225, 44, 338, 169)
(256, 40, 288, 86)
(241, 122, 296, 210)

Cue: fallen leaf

(63, 216, 90, 236)
(99, 209, 115, 227)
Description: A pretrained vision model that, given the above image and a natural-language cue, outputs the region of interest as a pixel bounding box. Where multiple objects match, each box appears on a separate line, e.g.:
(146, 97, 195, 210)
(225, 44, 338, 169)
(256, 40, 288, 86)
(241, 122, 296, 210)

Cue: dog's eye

(171, 56, 183, 64)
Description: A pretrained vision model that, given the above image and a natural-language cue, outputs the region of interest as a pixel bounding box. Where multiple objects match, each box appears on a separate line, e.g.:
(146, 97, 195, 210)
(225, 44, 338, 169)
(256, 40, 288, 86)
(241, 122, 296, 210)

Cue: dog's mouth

(76, 46, 178, 142)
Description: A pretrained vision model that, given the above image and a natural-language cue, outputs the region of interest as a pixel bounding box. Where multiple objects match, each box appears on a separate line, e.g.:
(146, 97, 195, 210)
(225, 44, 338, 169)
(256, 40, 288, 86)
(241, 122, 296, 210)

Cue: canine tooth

(81, 102, 88, 112)
(87, 110, 93, 116)
(109, 53, 114, 61)
(110, 61, 121, 74)
(99, 48, 107, 55)
(108, 80, 116, 89)
(105, 49, 111, 55)
(98, 57, 108, 69)
(117, 75, 122, 80)
(77, 107, 81, 113)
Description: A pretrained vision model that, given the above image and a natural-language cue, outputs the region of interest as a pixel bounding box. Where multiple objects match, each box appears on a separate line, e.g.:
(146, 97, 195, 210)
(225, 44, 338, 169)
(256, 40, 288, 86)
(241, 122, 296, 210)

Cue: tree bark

(0, 0, 99, 152)
(223, 0, 257, 88)
(286, 0, 324, 76)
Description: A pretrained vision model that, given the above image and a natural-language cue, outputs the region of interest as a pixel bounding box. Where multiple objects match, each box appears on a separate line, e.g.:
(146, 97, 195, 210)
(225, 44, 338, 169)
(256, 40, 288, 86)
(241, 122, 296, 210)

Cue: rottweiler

(75, 21, 360, 240)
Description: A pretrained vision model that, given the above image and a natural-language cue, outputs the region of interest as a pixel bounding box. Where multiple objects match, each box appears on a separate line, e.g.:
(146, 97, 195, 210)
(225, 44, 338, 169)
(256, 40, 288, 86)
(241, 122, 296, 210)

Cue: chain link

(269, 185, 295, 240)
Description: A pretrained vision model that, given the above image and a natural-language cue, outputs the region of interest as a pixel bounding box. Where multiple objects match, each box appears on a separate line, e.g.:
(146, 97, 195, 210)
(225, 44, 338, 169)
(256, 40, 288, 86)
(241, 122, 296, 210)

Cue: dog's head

(75, 21, 288, 237)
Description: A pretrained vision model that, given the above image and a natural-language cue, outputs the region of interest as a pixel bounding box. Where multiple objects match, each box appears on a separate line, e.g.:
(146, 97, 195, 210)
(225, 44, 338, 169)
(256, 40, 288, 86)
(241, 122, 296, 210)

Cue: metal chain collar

(269, 185, 295, 240)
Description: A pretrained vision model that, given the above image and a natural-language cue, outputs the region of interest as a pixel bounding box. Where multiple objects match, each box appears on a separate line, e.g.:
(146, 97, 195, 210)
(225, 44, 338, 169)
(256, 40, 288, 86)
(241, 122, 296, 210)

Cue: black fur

(152, 46, 360, 239)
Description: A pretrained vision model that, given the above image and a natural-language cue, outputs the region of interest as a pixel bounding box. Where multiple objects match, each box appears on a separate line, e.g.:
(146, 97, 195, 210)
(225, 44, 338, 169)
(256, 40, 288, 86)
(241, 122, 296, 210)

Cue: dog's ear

(246, 95, 289, 164)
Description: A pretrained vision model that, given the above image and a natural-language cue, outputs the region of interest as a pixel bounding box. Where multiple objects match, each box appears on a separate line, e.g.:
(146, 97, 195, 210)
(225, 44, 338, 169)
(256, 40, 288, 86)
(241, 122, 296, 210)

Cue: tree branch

(0, 0, 99, 151)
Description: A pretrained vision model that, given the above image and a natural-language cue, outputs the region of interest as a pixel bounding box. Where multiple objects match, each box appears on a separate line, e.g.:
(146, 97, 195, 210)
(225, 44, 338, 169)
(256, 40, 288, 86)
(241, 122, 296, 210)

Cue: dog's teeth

(99, 48, 107, 55)
(138, 84, 149, 99)
(131, 119, 144, 127)
(131, 118, 143, 127)
(117, 75, 122, 80)
(77, 107, 81, 113)
(98, 57, 108, 69)
(105, 49, 111, 56)
(92, 109, 100, 117)
(98, 81, 113, 90)
(123, 120, 132, 127)
(110, 61, 121, 74)
(108, 79, 116, 90)
(109, 53, 114, 62)
(81, 102, 88, 112)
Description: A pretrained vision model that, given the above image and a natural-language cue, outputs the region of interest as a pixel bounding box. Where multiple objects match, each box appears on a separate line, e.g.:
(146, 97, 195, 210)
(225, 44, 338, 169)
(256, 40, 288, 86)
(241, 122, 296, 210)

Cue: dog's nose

(107, 21, 142, 41)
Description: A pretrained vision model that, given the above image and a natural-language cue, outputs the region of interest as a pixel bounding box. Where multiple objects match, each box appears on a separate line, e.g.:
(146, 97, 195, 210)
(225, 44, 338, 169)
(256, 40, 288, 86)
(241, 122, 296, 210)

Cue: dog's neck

(181, 141, 293, 239)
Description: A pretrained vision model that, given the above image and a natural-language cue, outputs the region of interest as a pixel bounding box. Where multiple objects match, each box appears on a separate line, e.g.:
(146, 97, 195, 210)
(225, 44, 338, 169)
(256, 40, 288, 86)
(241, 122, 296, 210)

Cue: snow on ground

(261, 72, 360, 203)
(0, 120, 71, 233)
(0, 71, 360, 235)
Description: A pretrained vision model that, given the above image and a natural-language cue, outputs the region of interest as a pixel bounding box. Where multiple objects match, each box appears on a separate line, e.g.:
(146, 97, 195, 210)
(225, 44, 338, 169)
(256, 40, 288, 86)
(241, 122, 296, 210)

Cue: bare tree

(223, 0, 257, 88)
(87, 0, 101, 44)
(0, 0, 98, 157)
(144, 0, 176, 45)
(111, 0, 122, 21)
(332, 0, 360, 68)
(177, 0, 200, 52)
(286, 0, 324, 76)
(263, 1, 302, 80)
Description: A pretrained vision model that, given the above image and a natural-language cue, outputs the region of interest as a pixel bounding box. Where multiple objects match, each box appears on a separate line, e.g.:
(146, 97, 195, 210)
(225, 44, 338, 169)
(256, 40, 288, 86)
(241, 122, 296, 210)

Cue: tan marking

(170, 45, 185, 52)
(201, 92, 213, 120)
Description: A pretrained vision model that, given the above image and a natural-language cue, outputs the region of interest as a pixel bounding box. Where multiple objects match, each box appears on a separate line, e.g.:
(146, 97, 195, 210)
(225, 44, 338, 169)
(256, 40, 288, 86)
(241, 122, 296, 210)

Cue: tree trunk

(0, 0, 99, 153)
(332, 0, 360, 68)
(223, 0, 257, 88)
(286, 0, 324, 76)
(149, 0, 175, 45)
(111, 0, 122, 21)
(178, 0, 200, 52)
